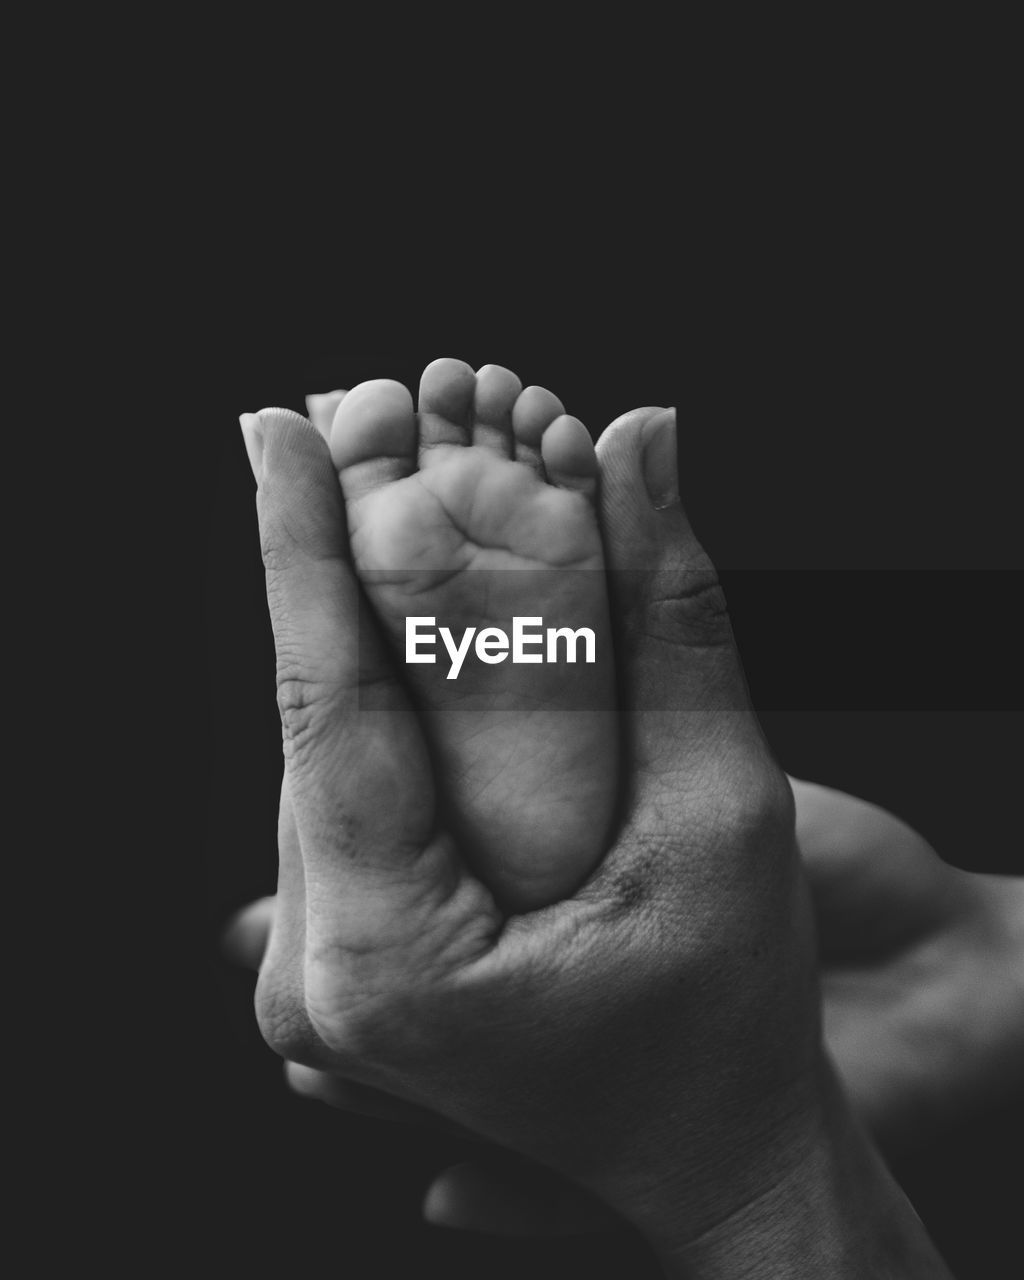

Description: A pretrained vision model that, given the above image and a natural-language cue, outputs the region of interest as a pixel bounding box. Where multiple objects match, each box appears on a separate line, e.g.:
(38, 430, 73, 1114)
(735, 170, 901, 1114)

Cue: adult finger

(595, 408, 770, 805)
(422, 1159, 619, 1237)
(222, 896, 276, 970)
(244, 408, 490, 1055)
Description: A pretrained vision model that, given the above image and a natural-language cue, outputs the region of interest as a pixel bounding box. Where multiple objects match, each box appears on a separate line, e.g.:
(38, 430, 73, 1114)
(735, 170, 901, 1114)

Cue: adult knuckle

(254, 971, 319, 1064)
(645, 566, 733, 649)
(743, 768, 795, 834)
(306, 986, 417, 1070)
(274, 661, 340, 755)
(713, 766, 796, 854)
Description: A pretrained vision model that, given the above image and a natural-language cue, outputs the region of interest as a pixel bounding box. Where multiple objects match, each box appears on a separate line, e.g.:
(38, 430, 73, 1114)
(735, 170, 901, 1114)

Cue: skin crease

(232, 377, 966, 1276)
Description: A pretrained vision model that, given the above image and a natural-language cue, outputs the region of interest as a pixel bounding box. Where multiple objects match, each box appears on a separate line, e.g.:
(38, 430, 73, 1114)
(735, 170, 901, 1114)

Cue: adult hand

(795, 779, 1024, 1151)
(428, 779, 1024, 1236)
(235, 399, 948, 1274)
(227, 784, 1024, 1235)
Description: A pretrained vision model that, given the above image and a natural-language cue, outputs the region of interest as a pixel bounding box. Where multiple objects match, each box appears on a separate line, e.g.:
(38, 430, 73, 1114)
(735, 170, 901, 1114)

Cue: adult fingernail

(239, 412, 264, 485)
(641, 408, 679, 510)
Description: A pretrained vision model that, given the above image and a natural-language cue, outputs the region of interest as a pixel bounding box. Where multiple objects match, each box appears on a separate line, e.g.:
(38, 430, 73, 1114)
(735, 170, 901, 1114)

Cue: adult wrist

(650, 1056, 952, 1278)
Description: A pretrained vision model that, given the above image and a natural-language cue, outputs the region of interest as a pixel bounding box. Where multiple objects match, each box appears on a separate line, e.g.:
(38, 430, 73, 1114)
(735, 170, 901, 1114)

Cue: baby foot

(329, 358, 618, 912)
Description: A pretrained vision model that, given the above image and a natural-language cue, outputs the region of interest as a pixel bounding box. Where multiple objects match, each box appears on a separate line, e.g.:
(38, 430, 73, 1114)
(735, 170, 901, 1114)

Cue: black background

(135, 85, 1023, 1276)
